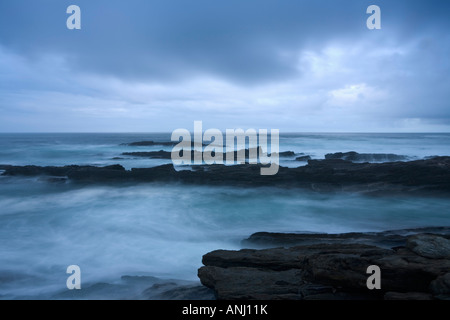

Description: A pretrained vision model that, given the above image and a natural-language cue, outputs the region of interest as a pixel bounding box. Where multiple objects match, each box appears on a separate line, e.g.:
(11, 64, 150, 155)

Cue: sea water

(0, 133, 449, 299)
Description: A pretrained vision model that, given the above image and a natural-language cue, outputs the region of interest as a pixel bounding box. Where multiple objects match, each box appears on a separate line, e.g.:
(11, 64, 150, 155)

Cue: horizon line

(0, 131, 449, 134)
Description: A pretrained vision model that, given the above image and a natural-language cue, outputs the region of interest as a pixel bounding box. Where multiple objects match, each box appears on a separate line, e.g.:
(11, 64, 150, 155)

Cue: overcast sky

(0, 0, 449, 132)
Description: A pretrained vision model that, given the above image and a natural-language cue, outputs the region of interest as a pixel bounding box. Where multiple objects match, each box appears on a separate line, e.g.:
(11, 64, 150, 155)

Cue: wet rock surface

(2, 156, 450, 195)
(325, 151, 409, 162)
(198, 228, 450, 300)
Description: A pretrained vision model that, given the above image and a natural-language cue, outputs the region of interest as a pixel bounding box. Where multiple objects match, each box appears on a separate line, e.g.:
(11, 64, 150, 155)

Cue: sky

(0, 0, 449, 132)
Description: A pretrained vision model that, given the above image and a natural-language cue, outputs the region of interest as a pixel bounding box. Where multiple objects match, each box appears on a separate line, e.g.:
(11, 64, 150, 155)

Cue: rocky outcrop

(122, 141, 177, 147)
(430, 273, 450, 299)
(296, 155, 311, 161)
(406, 234, 450, 259)
(122, 151, 173, 159)
(121, 141, 210, 147)
(243, 227, 450, 248)
(2, 156, 450, 195)
(272, 151, 296, 157)
(384, 292, 434, 300)
(198, 230, 450, 300)
(121, 147, 264, 161)
(325, 151, 408, 162)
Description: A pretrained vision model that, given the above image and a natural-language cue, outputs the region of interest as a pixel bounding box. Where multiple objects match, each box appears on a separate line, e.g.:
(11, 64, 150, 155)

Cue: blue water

(0, 133, 449, 299)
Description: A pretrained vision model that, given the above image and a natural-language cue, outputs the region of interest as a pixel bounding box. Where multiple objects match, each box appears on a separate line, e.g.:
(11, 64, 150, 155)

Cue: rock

(243, 227, 450, 249)
(37, 177, 67, 183)
(153, 285, 216, 300)
(406, 234, 450, 259)
(122, 141, 209, 147)
(299, 244, 394, 291)
(384, 292, 433, 300)
(2, 157, 450, 195)
(272, 151, 296, 157)
(122, 141, 177, 147)
(198, 266, 304, 300)
(202, 247, 306, 271)
(430, 273, 450, 295)
(198, 229, 450, 300)
(121, 147, 263, 162)
(298, 283, 334, 297)
(296, 155, 311, 161)
(325, 151, 408, 162)
(304, 292, 377, 300)
(122, 150, 173, 159)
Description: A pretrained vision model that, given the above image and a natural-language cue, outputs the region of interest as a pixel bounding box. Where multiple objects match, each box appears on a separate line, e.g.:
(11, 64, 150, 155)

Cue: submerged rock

(325, 151, 408, 162)
(122, 141, 177, 147)
(122, 150, 173, 159)
(296, 155, 312, 161)
(271, 151, 296, 157)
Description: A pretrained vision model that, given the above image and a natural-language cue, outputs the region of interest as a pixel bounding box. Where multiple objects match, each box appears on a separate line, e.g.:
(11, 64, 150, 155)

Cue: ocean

(0, 133, 449, 299)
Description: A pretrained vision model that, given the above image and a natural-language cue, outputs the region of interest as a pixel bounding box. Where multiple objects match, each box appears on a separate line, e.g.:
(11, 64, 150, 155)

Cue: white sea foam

(0, 180, 449, 299)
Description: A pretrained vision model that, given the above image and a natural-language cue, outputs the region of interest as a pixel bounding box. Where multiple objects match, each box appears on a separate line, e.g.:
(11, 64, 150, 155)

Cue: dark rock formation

(2, 156, 450, 195)
(406, 234, 450, 259)
(384, 292, 434, 300)
(430, 273, 450, 299)
(296, 155, 312, 161)
(198, 267, 304, 300)
(122, 150, 173, 159)
(242, 227, 450, 249)
(122, 141, 177, 147)
(325, 151, 408, 162)
(272, 151, 296, 157)
(121, 147, 264, 162)
(198, 229, 450, 300)
(122, 141, 212, 147)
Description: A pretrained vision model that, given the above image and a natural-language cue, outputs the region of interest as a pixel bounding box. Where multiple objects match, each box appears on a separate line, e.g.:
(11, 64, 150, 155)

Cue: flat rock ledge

(1, 156, 450, 196)
(198, 229, 450, 300)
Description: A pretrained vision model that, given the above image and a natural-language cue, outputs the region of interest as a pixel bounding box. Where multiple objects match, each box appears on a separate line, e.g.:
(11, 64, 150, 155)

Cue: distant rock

(325, 151, 408, 162)
(271, 151, 296, 157)
(198, 228, 450, 300)
(122, 150, 173, 159)
(122, 141, 177, 147)
(122, 147, 264, 162)
(122, 141, 210, 147)
(295, 155, 312, 161)
(2, 156, 450, 195)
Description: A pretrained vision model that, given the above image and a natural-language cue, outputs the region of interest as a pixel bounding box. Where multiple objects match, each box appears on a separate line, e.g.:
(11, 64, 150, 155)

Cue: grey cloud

(5, 0, 447, 83)
(0, 0, 449, 132)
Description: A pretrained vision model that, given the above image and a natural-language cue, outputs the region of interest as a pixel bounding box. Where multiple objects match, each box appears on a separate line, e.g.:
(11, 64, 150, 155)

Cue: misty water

(0, 133, 449, 299)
